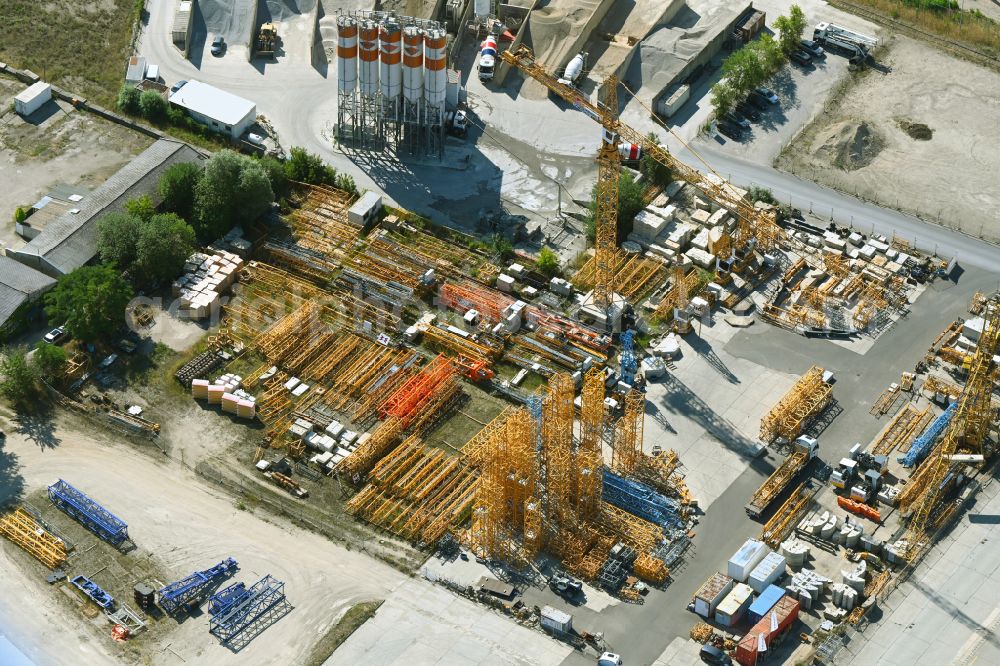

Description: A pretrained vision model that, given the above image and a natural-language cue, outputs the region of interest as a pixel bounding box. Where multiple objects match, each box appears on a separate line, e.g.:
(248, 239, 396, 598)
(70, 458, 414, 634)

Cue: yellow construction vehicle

(256, 23, 278, 58)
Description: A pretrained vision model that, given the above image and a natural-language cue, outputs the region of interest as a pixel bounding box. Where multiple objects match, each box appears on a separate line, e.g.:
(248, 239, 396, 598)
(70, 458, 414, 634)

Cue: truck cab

(793, 435, 819, 458)
(478, 36, 498, 81)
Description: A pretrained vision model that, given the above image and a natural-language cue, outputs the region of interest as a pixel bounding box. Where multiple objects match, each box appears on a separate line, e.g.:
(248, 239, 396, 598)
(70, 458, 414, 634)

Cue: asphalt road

(677, 143, 1000, 270)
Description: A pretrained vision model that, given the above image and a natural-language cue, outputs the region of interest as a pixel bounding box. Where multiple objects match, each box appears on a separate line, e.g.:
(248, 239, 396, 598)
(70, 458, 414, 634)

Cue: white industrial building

(168, 80, 257, 139)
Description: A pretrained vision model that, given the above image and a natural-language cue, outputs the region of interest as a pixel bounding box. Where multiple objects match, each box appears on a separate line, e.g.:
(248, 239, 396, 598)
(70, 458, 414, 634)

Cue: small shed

(715, 582, 754, 627)
(747, 585, 784, 624)
(14, 82, 52, 117)
(734, 7, 766, 43)
(126, 56, 147, 85)
(348, 191, 383, 228)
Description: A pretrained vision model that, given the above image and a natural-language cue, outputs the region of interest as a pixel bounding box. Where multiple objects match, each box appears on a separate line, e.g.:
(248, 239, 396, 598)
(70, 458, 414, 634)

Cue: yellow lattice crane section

(0, 508, 68, 569)
(500, 47, 782, 252)
(592, 79, 620, 308)
(903, 304, 999, 559)
(759, 366, 832, 443)
(577, 368, 606, 519)
(611, 390, 644, 474)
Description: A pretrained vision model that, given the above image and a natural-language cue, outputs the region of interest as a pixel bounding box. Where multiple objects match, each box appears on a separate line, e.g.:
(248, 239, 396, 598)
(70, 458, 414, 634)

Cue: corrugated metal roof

(13, 139, 205, 276)
(0, 256, 56, 326)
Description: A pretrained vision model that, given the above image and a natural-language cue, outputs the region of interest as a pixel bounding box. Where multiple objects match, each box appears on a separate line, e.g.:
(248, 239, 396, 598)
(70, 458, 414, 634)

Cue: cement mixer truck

(478, 36, 498, 81)
(557, 53, 585, 86)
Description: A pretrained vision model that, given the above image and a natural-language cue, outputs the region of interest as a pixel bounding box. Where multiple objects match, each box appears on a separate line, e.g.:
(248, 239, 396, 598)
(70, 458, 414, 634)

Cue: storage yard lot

(2, 0, 1000, 664)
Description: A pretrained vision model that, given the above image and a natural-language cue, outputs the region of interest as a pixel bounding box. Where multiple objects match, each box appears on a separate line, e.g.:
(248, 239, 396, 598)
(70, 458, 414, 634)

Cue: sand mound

(897, 119, 933, 141)
(812, 120, 884, 171)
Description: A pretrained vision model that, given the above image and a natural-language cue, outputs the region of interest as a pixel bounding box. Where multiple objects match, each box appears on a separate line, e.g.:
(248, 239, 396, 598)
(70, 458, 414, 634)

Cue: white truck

(478, 36, 498, 81)
(813, 22, 877, 63)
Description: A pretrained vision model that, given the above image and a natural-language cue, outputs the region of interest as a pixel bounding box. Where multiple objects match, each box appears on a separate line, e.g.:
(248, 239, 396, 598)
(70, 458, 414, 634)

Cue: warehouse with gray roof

(7, 139, 206, 279)
(0, 256, 57, 338)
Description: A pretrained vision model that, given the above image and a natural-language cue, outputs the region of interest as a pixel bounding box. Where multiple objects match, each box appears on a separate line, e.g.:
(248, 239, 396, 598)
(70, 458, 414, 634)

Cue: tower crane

(901, 302, 999, 559)
(500, 47, 784, 261)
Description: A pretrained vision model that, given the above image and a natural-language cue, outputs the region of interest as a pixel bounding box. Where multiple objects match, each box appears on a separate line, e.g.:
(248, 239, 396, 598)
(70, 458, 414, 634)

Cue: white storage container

(728, 539, 770, 582)
(540, 606, 572, 633)
(15, 82, 52, 117)
(748, 552, 787, 593)
(694, 572, 735, 618)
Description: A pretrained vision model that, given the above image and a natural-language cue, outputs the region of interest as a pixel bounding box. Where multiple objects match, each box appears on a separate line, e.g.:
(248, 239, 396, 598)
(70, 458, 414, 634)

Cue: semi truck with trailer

(746, 436, 820, 519)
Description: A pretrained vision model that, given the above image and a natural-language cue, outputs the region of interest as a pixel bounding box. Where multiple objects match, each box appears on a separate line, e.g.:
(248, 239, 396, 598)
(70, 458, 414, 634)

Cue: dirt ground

(775, 35, 1000, 242)
(0, 78, 153, 251)
(0, 405, 410, 666)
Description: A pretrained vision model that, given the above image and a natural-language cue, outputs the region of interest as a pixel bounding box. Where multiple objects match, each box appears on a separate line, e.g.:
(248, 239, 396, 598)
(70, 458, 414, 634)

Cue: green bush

(117, 84, 140, 114)
(0, 346, 42, 407)
(536, 246, 561, 277)
(33, 341, 67, 379)
(139, 90, 167, 121)
(193, 150, 274, 240)
(159, 162, 201, 220)
(14, 207, 27, 224)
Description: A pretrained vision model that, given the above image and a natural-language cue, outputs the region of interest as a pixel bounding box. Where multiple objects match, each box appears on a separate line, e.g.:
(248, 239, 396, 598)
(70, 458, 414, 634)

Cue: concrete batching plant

(336, 11, 448, 158)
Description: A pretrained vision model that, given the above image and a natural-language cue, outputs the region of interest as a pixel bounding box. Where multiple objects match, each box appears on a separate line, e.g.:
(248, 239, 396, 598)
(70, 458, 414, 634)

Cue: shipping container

(747, 585, 784, 624)
(14, 82, 52, 117)
(735, 596, 800, 666)
(748, 552, 787, 593)
(694, 572, 734, 618)
(728, 538, 770, 582)
(715, 583, 753, 627)
(540, 606, 572, 633)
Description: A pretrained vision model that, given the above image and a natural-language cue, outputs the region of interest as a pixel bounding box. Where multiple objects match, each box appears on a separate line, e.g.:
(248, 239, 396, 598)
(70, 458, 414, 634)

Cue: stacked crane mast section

(336, 11, 447, 157)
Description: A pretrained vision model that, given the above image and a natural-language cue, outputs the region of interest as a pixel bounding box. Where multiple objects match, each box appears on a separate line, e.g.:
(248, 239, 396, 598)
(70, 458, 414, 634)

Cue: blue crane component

(47, 479, 129, 546)
(900, 402, 958, 468)
(71, 575, 115, 610)
(209, 575, 291, 650)
(620, 330, 638, 386)
(159, 558, 239, 615)
(602, 470, 684, 530)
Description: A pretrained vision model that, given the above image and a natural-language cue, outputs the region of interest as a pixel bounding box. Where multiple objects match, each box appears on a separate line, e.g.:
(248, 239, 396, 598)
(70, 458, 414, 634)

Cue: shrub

(139, 90, 167, 121)
(117, 84, 140, 114)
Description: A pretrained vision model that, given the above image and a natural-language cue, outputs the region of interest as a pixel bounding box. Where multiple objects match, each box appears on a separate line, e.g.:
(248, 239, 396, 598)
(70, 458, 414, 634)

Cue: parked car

(699, 644, 731, 665)
(754, 87, 779, 104)
(724, 112, 750, 130)
(211, 36, 225, 56)
(790, 49, 813, 66)
(717, 120, 742, 140)
(170, 80, 188, 94)
(736, 102, 760, 122)
(43, 326, 67, 344)
(800, 39, 825, 57)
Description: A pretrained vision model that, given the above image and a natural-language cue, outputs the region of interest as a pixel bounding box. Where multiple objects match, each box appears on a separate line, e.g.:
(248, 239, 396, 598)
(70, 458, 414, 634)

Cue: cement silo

(335, 16, 358, 141)
(402, 26, 424, 149)
(358, 20, 380, 143)
(380, 21, 402, 131)
(423, 28, 448, 157)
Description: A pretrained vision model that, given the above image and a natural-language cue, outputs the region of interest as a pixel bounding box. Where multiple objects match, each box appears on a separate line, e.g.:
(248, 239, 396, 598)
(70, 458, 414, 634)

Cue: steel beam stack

(159, 558, 240, 615)
(900, 401, 957, 468)
(209, 575, 291, 649)
(602, 470, 684, 530)
(48, 479, 129, 547)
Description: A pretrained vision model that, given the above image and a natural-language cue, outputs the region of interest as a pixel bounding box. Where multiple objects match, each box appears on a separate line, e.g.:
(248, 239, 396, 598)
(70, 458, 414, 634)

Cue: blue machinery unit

(620, 330, 637, 386)
(602, 470, 684, 530)
(158, 558, 239, 615)
(900, 402, 957, 468)
(47, 479, 129, 547)
(71, 575, 115, 610)
(209, 575, 291, 649)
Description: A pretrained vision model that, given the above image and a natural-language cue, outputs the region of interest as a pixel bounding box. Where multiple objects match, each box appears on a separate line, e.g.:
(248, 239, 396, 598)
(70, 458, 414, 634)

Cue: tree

(774, 6, 807, 54)
(492, 234, 514, 262)
(335, 173, 358, 196)
(44, 265, 134, 343)
(536, 246, 560, 277)
(117, 84, 140, 114)
(0, 346, 42, 407)
(32, 342, 66, 379)
(124, 195, 156, 221)
(139, 90, 168, 121)
(639, 132, 671, 187)
(285, 147, 337, 186)
(96, 212, 141, 269)
(710, 81, 738, 118)
(159, 162, 201, 220)
(584, 171, 647, 242)
(14, 207, 27, 224)
(722, 47, 768, 94)
(135, 214, 196, 284)
(258, 156, 288, 199)
(748, 186, 777, 204)
(193, 150, 274, 240)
